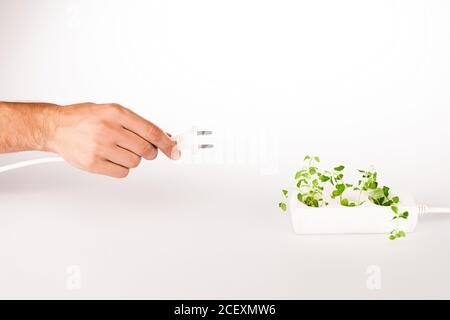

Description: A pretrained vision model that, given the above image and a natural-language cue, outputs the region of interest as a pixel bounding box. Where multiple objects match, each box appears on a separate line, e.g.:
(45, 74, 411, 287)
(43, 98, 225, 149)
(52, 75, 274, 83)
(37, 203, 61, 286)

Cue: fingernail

(171, 147, 181, 160)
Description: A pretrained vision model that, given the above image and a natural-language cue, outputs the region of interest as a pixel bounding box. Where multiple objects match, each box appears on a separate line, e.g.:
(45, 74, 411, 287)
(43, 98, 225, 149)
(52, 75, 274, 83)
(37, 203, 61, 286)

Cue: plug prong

(197, 144, 214, 149)
(197, 130, 213, 136)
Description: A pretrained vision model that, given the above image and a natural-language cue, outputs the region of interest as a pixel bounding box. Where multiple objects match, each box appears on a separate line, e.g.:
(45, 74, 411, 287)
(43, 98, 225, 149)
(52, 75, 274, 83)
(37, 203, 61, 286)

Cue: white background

(1, 0, 450, 299)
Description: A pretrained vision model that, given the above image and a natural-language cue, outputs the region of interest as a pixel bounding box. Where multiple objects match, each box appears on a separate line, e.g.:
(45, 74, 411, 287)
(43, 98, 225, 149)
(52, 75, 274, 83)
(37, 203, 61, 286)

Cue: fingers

(57, 102, 180, 179)
(96, 160, 130, 179)
(82, 144, 139, 178)
(118, 108, 180, 160)
(102, 145, 142, 169)
(117, 128, 158, 160)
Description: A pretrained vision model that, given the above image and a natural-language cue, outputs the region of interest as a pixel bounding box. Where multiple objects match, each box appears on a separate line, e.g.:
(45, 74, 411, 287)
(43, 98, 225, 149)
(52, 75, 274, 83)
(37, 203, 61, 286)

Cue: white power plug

(173, 126, 214, 156)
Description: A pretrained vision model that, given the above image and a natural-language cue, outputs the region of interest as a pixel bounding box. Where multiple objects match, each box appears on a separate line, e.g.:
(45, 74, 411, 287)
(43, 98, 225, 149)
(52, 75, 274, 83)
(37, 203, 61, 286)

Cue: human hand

(46, 103, 180, 178)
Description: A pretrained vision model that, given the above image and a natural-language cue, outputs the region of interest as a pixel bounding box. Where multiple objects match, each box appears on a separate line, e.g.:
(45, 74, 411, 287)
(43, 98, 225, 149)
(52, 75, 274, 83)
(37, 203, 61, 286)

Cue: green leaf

(370, 188, 384, 200)
(401, 211, 409, 219)
(389, 235, 396, 241)
(312, 179, 319, 187)
(297, 193, 303, 202)
(297, 180, 305, 188)
(319, 175, 330, 182)
(391, 206, 399, 214)
(336, 184, 346, 193)
(295, 171, 302, 179)
(340, 198, 349, 206)
(282, 189, 289, 198)
(304, 155, 311, 161)
(313, 199, 319, 207)
(334, 165, 345, 172)
(305, 196, 314, 206)
(279, 202, 287, 212)
(314, 156, 321, 163)
(309, 167, 317, 175)
(383, 186, 390, 197)
(393, 196, 399, 204)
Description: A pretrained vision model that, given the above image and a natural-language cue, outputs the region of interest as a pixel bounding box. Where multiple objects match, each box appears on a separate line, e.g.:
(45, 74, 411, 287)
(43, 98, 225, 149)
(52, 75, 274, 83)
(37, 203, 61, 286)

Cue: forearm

(0, 101, 59, 153)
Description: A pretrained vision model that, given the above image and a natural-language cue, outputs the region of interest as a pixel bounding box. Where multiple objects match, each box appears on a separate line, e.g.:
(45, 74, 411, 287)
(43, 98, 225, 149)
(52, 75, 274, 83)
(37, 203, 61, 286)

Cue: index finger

(119, 108, 180, 160)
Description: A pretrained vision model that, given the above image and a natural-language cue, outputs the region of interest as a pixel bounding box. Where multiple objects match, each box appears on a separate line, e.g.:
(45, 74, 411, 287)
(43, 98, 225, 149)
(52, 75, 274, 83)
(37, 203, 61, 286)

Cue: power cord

(0, 157, 64, 173)
(418, 205, 450, 216)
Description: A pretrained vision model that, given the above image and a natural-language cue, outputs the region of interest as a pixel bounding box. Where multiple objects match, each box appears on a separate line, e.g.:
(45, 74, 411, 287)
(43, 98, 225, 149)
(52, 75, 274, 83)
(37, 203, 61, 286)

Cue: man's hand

(0, 102, 180, 178)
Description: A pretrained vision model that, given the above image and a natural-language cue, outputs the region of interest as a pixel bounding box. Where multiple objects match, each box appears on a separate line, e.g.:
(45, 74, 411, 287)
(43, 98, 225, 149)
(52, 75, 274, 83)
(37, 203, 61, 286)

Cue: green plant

(354, 168, 409, 239)
(279, 156, 409, 240)
(278, 190, 288, 212)
(352, 168, 376, 205)
(278, 156, 327, 211)
(326, 165, 358, 207)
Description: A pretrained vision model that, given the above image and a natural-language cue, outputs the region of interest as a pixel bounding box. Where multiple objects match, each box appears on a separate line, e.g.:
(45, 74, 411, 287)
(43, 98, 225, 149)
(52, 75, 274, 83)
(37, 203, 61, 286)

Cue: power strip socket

(289, 193, 419, 235)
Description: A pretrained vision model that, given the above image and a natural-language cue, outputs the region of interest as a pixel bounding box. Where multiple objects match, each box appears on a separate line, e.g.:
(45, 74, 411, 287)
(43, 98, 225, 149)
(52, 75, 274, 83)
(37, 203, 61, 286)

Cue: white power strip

(288, 193, 450, 235)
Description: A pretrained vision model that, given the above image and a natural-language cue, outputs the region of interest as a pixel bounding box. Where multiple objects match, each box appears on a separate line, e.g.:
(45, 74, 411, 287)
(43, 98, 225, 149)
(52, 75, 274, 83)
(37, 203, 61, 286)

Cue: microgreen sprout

(326, 165, 357, 207)
(279, 156, 328, 210)
(295, 156, 328, 208)
(279, 156, 409, 240)
(353, 168, 377, 205)
(356, 168, 409, 240)
(278, 189, 289, 212)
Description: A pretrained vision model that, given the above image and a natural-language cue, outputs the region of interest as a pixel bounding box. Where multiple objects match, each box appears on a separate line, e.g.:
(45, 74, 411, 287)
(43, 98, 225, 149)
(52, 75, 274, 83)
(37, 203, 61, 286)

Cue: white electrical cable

(418, 205, 450, 216)
(0, 157, 64, 173)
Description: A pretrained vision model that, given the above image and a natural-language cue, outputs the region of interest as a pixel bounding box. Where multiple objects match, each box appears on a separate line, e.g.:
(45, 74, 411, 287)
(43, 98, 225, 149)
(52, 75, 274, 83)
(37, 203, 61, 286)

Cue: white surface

(0, 156, 450, 299)
(1, 0, 450, 298)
